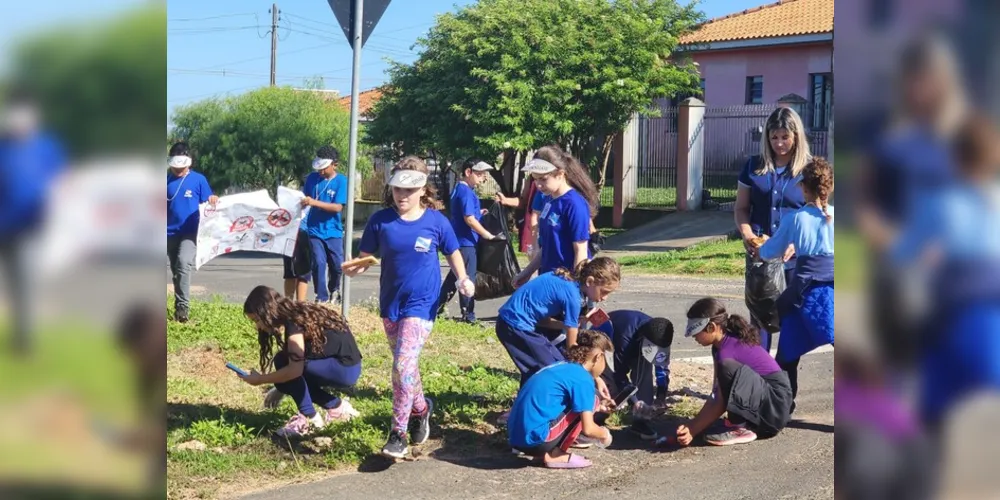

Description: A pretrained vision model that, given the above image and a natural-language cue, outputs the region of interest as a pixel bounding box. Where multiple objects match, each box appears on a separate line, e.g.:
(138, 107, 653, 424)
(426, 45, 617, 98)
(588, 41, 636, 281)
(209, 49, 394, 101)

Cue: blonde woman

(734, 106, 812, 351)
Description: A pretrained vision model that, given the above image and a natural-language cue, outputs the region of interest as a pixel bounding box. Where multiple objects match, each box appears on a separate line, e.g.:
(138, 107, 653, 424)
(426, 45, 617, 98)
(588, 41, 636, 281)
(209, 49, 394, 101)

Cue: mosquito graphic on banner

(195, 186, 307, 270)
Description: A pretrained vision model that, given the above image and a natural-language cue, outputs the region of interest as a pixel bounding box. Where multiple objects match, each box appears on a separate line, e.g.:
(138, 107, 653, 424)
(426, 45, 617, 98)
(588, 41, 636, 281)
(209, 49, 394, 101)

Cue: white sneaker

(324, 398, 361, 423)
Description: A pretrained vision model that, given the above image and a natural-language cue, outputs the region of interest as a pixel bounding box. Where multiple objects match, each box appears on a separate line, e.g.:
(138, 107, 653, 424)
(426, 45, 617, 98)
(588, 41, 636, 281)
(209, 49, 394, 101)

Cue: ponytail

(552, 257, 621, 287)
(723, 313, 759, 346)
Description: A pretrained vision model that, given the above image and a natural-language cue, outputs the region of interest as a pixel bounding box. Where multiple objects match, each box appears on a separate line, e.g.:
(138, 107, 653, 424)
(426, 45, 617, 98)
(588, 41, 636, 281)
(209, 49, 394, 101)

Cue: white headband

(168, 155, 192, 169)
(312, 158, 334, 171)
(685, 317, 711, 337)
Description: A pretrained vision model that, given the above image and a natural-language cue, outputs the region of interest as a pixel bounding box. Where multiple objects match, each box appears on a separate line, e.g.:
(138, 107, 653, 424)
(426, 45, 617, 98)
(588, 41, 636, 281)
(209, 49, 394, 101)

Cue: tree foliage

(364, 0, 703, 190)
(170, 87, 369, 195)
(8, 5, 166, 159)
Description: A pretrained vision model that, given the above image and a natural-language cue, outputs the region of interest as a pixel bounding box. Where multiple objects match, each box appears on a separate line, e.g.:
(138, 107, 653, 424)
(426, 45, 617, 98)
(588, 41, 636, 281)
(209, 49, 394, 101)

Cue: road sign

(327, 0, 391, 48)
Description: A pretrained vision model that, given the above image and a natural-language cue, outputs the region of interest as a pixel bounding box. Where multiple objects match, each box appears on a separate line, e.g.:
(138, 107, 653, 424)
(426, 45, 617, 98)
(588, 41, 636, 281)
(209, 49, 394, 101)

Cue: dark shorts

(283, 232, 312, 281)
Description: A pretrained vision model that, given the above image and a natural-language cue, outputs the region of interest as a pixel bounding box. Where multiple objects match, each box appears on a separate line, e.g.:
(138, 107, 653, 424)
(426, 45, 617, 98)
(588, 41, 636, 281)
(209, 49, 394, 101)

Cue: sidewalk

(600, 210, 735, 255)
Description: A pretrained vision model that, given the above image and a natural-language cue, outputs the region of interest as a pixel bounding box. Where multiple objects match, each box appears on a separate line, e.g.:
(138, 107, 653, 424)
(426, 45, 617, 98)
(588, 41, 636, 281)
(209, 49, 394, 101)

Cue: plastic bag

(744, 253, 786, 334)
(475, 203, 522, 301)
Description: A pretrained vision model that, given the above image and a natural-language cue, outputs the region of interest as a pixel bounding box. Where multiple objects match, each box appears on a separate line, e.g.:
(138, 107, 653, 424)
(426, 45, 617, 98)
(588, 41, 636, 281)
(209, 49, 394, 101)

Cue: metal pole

(270, 3, 278, 87)
(342, 0, 364, 318)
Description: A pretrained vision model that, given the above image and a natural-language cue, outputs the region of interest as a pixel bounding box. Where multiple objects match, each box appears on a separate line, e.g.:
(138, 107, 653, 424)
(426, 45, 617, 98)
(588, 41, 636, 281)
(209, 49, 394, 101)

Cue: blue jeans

(308, 236, 344, 302)
(437, 246, 477, 320)
(273, 352, 361, 417)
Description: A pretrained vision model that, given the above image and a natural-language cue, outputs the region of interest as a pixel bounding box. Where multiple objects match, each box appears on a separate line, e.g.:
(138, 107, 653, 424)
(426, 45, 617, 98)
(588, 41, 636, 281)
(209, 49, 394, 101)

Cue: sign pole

(341, 0, 364, 319)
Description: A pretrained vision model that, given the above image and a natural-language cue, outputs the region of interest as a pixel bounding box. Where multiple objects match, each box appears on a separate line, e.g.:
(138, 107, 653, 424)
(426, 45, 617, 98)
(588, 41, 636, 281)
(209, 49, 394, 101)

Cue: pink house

(678, 0, 834, 130)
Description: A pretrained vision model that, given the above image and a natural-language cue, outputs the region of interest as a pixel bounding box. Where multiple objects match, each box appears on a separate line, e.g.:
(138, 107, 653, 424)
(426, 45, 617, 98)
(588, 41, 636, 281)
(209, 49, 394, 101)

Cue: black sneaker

(381, 429, 409, 459)
(410, 397, 433, 445)
(175, 309, 189, 323)
(629, 420, 659, 441)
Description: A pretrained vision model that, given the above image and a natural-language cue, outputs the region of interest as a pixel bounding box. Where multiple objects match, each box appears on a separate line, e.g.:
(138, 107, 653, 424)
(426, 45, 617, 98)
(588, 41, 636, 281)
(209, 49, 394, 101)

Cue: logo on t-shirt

(414, 236, 432, 253)
(184, 189, 193, 198)
(327, 189, 336, 198)
(539, 203, 551, 219)
(547, 212, 560, 227)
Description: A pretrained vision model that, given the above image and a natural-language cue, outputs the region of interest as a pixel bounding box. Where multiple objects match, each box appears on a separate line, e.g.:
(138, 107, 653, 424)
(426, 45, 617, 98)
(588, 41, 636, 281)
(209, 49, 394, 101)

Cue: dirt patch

(169, 344, 230, 380)
(668, 361, 715, 395)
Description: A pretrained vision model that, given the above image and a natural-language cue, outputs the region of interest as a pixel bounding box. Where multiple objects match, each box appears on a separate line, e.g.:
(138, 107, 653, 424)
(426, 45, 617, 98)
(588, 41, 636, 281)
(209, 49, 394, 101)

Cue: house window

(745, 76, 763, 104)
(810, 73, 832, 130)
(699, 78, 706, 98)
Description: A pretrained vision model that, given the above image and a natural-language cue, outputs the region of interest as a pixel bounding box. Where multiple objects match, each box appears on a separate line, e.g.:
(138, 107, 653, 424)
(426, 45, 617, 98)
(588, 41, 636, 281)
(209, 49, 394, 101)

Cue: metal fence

(635, 106, 679, 208)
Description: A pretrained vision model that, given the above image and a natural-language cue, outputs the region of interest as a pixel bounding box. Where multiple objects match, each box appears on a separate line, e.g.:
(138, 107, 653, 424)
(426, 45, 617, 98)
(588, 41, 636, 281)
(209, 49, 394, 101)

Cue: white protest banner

(195, 186, 306, 270)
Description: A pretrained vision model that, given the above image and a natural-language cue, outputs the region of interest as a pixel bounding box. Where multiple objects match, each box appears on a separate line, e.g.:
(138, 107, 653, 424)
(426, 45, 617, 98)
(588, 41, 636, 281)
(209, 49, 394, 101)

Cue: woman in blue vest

(734, 107, 811, 352)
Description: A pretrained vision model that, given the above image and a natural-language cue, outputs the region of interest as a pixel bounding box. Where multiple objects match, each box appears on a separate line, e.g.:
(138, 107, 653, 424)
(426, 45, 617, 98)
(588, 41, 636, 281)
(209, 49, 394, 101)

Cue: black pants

(716, 359, 792, 436)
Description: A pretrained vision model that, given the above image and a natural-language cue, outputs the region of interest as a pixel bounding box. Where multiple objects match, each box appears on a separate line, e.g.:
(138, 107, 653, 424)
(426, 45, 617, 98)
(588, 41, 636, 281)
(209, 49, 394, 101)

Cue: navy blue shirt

(738, 157, 805, 238)
(359, 208, 459, 321)
(537, 189, 592, 274)
(607, 310, 652, 387)
(449, 182, 482, 247)
(870, 124, 954, 224)
(0, 132, 65, 236)
(303, 172, 348, 239)
(167, 170, 213, 237)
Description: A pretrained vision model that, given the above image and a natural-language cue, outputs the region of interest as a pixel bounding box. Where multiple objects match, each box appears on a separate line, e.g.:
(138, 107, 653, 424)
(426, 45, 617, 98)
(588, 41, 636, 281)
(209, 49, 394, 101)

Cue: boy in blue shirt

(437, 158, 503, 323)
(301, 146, 349, 304)
(166, 142, 218, 323)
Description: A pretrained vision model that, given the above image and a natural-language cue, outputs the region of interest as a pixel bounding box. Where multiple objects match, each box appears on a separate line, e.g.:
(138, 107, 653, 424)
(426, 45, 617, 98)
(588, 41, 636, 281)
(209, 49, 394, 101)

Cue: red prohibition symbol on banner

(267, 208, 292, 228)
(230, 216, 254, 233)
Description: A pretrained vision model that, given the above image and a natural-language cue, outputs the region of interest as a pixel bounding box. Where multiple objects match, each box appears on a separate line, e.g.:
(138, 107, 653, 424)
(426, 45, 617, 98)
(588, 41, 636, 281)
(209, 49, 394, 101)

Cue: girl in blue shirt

(497, 257, 621, 388)
(756, 157, 835, 413)
(345, 156, 476, 459)
(508, 330, 615, 469)
(734, 107, 811, 351)
(514, 145, 599, 285)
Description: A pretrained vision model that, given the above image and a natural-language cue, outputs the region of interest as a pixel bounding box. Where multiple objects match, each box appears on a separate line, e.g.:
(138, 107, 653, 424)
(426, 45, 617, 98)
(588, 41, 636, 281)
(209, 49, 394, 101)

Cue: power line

(169, 13, 256, 22)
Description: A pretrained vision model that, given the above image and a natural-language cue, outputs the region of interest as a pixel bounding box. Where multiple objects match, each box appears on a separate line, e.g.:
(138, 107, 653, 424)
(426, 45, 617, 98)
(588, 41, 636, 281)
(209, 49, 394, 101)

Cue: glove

(458, 276, 476, 297)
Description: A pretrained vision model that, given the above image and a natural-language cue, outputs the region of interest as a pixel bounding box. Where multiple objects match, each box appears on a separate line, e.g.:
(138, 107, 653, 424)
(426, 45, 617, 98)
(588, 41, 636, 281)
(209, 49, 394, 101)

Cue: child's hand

(782, 243, 796, 262)
(512, 271, 530, 288)
(343, 264, 369, 277)
(239, 370, 264, 386)
(481, 208, 489, 216)
(594, 376, 612, 404)
(676, 425, 692, 447)
(458, 276, 476, 297)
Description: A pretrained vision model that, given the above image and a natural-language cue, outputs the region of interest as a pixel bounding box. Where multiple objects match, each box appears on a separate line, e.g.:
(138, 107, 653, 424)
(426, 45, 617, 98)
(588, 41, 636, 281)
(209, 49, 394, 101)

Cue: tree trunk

(499, 148, 517, 195)
(595, 132, 617, 196)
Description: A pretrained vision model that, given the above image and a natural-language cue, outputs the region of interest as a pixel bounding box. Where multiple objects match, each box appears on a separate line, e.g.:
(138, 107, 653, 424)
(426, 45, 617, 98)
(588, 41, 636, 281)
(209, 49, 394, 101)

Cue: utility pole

(270, 3, 278, 87)
(341, 0, 364, 317)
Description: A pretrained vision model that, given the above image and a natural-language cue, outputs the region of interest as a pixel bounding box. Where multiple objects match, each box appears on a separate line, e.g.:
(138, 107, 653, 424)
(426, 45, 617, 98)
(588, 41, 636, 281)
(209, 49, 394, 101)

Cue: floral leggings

(384, 317, 434, 432)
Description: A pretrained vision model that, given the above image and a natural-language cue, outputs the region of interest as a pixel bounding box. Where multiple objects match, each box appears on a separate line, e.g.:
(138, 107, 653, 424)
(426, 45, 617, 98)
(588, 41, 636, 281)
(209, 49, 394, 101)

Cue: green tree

(365, 0, 703, 192)
(7, 4, 166, 159)
(170, 86, 369, 195)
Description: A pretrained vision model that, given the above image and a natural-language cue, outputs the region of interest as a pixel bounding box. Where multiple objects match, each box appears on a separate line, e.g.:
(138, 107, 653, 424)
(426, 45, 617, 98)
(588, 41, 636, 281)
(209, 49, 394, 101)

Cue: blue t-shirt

(449, 182, 482, 247)
(167, 170, 213, 237)
(531, 191, 549, 212)
(891, 184, 1000, 264)
(0, 132, 65, 236)
(358, 208, 459, 321)
(759, 205, 834, 260)
(508, 362, 597, 448)
(537, 189, 592, 274)
(303, 172, 349, 239)
(498, 272, 583, 332)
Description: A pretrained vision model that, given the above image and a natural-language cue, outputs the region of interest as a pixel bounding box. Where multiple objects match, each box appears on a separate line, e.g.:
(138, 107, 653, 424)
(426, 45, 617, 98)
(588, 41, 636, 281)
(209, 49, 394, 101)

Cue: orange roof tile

(338, 88, 384, 116)
(679, 0, 833, 45)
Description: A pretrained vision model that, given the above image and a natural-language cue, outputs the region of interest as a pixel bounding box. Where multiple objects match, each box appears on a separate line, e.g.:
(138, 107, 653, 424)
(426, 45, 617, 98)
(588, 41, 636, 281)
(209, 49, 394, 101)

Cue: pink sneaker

(324, 399, 361, 423)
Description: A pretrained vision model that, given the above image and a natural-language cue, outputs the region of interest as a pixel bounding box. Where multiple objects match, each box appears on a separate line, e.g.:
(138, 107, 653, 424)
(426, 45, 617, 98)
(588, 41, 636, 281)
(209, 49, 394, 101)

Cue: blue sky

(167, 0, 764, 119)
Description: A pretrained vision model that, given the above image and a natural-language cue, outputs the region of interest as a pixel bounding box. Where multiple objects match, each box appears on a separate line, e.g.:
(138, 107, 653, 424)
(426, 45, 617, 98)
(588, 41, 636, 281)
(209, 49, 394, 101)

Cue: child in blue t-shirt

(301, 146, 349, 304)
(514, 146, 599, 285)
(345, 156, 476, 460)
(166, 142, 218, 323)
(497, 257, 621, 390)
(508, 330, 615, 469)
(756, 157, 835, 413)
(437, 158, 502, 323)
(667, 298, 792, 448)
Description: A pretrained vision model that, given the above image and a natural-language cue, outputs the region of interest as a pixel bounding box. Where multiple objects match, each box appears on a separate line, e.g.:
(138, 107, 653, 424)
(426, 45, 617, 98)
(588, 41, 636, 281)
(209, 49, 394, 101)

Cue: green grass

(616, 236, 746, 276)
(167, 298, 521, 498)
(835, 231, 864, 292)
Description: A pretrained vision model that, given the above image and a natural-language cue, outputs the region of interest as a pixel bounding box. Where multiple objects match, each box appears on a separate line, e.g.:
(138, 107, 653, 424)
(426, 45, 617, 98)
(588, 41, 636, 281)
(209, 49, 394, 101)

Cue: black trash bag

(475, 203, 521, 301)
(744, 253, 786, 334)
(588, 231, 606, 255)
